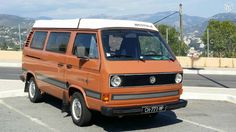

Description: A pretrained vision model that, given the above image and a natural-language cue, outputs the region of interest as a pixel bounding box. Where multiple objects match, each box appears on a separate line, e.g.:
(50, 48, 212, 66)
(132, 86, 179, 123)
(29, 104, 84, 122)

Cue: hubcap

(72, 98, 82, 121)
(29, 80, 36, 98)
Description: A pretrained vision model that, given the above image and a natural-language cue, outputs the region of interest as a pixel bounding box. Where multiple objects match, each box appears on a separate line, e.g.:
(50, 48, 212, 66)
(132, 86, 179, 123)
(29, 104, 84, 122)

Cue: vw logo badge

(149, 76, 156, 84)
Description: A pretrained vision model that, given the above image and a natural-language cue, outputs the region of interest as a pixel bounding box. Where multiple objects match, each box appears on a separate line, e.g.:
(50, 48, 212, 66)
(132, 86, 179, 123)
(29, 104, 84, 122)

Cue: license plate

(142, 105, 166, 113)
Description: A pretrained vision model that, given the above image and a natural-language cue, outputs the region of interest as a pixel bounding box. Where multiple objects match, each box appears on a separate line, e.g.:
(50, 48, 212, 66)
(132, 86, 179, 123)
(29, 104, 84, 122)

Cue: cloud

(0, 0, 235, 18)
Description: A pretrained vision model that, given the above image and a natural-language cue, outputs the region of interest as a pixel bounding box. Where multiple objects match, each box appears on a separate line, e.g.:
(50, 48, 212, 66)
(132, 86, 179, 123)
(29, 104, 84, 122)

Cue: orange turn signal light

(102, 93, 110, 102)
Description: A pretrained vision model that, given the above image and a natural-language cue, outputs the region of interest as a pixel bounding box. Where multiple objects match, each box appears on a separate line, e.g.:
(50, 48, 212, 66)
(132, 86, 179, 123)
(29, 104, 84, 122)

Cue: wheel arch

(24, 71, 36, 92)
(68, 85, 89, 108)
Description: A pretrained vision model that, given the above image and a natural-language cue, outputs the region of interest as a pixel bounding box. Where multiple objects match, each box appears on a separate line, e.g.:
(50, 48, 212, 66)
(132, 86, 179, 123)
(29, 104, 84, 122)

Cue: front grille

(110, 73, 180, 87)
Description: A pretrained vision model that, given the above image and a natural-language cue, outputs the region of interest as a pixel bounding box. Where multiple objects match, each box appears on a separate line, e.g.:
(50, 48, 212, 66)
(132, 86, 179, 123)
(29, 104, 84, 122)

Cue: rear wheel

(70, 92, 92, 126)
(27, 77, 43, 103)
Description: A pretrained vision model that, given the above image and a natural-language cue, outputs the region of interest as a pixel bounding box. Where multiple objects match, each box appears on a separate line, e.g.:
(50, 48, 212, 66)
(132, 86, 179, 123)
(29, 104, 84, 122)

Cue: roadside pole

(18, 24, 22, 50)
(166, 28, 169, 44)
(207, 28, 209, 57)
(179, 3, 183, 56)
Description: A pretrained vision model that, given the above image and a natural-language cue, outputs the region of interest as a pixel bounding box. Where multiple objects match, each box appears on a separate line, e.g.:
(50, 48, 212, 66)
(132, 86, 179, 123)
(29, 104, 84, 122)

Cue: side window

(46, 32, 70, 53)
(73, 33, 98, 59)
(30, 31, 47, 49)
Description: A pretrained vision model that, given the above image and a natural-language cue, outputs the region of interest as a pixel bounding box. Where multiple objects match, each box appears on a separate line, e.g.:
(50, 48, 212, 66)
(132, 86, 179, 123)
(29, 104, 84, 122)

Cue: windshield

(101, 29, 175, 61)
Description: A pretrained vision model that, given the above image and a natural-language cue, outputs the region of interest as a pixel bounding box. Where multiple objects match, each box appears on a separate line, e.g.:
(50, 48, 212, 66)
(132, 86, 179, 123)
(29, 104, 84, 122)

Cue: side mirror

(76, 46, 89, 60)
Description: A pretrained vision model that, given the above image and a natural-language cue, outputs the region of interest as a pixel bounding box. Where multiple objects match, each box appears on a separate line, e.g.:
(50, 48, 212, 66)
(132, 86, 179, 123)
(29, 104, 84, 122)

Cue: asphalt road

(0, 67, 236, 88)
(0, 96, 235, 132)
(183, 74, 236, 88)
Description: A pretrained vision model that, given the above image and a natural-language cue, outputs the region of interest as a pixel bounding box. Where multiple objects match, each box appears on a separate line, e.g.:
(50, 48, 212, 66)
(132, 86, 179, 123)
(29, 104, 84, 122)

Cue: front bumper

(101, 99, 187, 116)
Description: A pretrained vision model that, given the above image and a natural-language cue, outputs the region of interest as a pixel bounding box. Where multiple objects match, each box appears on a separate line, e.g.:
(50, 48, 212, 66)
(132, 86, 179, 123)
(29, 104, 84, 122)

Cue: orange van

(20, 19, 187, 126)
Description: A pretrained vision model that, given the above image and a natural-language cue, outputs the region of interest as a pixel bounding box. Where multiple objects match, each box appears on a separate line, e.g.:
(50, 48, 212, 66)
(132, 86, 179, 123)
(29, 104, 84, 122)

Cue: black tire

(27, 77, 43, 103)
(70, 92, 92, 126)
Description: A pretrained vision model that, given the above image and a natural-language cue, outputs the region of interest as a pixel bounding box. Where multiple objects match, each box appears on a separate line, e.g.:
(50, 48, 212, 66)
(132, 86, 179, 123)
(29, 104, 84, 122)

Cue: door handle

(58, 63, 64, 67)
(66, 64, 72, 69)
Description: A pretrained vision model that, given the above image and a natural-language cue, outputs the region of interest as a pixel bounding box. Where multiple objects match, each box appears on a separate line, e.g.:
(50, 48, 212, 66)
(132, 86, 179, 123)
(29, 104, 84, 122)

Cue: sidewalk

(182, 86, 236, 104)
(0, 60, 21, 68)
(0, 62, 21, 67)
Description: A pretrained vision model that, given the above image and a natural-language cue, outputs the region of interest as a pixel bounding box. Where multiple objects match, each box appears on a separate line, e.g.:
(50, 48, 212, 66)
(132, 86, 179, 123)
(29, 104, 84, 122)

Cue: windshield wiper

(169, 56, 175, 61)
(109, 54, 133, 58)
(166, 56, 175, 61)
(139, 56, 145, 62)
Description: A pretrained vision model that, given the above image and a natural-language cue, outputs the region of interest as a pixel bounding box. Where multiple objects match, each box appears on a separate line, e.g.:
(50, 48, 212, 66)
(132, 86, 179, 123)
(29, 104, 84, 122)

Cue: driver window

(139, 36, 162, 55)
(73, 33, 99, 59)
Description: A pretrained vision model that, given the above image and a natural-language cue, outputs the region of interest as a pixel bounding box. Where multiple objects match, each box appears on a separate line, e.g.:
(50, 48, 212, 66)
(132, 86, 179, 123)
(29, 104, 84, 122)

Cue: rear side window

(46, 32, 71, 53)
(73, 33, 98, 59)
(30, 31, 47, 49)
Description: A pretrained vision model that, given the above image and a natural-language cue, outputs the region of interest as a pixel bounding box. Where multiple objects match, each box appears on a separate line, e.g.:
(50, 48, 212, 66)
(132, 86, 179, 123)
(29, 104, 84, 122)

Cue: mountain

(0, 14, 34, 49)
(88, 12, 236, 35)
(35, 16, 52, 20)
(196, 12, 236, 35)
(0, 14, 34, 28)
(211, 12, 236, 22)
(88, 11, 207, 35)
(1, 12, 236, 50)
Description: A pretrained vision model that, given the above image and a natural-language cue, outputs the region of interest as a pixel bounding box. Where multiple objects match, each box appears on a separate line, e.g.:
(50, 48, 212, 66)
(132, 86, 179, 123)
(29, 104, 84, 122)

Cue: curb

(183, 69, 236, 75)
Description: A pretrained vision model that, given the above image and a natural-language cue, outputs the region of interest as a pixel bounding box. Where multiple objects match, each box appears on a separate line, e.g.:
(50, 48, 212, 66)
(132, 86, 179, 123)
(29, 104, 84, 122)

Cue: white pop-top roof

(33, 19, 158, 31)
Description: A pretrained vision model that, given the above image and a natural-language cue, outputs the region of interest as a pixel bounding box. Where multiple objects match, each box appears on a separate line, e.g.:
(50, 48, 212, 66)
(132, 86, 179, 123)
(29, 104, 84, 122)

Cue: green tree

(13, 44, 20, 51)
(156, 24, 187, 56)
(202, 20, 236, 57)
(0, 40, 8, 50)
(229, 32, 236, 57)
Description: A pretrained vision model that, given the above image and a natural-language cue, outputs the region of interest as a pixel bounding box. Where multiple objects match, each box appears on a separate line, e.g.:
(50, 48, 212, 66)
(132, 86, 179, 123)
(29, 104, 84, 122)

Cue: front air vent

(24, 31, 34, 47)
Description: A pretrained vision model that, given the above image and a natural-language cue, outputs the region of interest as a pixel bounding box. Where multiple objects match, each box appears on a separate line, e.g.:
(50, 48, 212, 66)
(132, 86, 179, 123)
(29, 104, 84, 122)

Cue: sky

(0, 0, 236, 18)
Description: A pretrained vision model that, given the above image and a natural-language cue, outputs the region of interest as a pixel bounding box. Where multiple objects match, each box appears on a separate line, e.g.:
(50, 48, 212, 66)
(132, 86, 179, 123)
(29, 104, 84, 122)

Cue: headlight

(110, 75, 122, 87)
(175, 73, 183, 83)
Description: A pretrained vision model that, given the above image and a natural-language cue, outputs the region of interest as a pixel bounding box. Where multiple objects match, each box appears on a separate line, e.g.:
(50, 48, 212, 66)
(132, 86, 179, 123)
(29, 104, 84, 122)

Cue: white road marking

(179, 117, 226, 132)
(0, 100, 58, 132)
(162, 113, 225, 132)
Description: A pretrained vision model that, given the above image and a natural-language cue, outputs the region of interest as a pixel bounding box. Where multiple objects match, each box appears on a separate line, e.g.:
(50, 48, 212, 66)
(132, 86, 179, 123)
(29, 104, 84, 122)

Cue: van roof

(33, 19, 158, 31)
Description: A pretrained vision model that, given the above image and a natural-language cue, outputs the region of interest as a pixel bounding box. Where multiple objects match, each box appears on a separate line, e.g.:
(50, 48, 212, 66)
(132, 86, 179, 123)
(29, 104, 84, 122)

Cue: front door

(66, 31, 101, 99)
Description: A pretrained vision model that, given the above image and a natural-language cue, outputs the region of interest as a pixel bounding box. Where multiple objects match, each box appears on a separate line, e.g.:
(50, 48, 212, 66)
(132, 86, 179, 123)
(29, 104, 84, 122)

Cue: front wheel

(27, 77, 43, 103)
(70, 92, 92, 126)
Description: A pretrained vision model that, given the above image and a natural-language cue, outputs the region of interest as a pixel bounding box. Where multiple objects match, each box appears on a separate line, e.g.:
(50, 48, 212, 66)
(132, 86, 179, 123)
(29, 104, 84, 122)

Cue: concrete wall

(0, 51, 22, 62)
(0, 51, 236, 68)
(177, 56, 236, 68)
